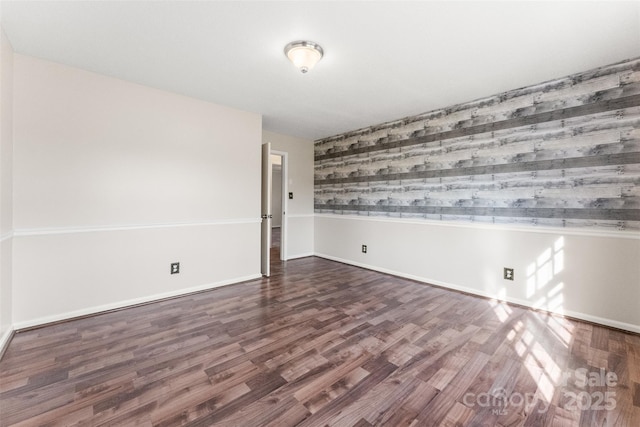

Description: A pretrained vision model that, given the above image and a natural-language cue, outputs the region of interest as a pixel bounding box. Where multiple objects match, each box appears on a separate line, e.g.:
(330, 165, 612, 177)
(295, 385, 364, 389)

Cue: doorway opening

(261, 144, 288, 277)
(270, 151, 287, 262)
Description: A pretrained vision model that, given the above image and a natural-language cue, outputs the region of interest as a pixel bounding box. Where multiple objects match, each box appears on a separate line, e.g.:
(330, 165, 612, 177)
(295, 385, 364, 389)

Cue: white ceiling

(2, 1, 639, 141)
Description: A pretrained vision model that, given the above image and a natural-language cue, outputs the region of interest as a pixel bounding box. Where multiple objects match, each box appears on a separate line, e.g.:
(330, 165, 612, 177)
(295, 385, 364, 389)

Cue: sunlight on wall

(526, 237, 565, 313)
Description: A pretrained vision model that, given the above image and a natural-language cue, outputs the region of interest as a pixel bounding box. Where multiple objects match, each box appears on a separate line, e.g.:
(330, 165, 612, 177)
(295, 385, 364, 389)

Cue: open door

(261, 142, 272, 276)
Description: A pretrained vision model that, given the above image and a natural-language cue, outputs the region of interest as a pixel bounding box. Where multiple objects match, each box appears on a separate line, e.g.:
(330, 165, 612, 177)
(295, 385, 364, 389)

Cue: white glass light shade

(284, 41, 323, 73)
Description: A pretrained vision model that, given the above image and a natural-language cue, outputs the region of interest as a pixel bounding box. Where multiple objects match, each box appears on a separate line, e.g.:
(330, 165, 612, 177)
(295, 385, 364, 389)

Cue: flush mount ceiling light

(284, 40, 324, 73)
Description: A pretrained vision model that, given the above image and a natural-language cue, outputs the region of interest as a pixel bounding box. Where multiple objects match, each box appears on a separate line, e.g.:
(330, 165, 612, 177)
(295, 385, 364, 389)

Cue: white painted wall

(0, 23, 14, 349)
(315, 215, 640, 332)
(263, 130, 314, 259)
(14, 56, 260, 228)
(13, 223, 259, 328)
(12, 55, 262, 327)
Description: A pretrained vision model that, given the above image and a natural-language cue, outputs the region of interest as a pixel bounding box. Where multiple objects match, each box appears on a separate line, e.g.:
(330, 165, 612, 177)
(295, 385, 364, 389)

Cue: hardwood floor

(1, 251, 639, 426)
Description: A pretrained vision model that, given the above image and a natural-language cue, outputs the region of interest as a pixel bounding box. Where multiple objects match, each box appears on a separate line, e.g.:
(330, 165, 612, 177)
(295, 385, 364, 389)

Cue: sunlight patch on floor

(489, 299, 512, 323)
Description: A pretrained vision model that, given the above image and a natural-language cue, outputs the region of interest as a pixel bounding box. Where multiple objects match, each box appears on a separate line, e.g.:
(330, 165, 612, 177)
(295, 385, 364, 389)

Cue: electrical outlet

(362, 245, 367, 254)
(504, 267, 514, 281)
(171, 262, 180, 274)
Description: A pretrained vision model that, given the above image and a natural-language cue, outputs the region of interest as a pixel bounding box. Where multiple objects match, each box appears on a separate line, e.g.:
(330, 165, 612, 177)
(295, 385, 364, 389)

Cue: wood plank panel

(314, 57, 640, 232)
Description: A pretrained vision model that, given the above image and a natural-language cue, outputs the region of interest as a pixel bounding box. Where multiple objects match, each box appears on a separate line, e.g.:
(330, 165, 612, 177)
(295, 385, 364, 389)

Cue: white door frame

(271, 149, 288, 261)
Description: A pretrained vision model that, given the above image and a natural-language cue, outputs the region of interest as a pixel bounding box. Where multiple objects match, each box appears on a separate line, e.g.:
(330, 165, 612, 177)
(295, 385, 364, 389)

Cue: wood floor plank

(298, 356, 399, 427)
(1, 248, 639, 426)
(414, 350, 491, 426)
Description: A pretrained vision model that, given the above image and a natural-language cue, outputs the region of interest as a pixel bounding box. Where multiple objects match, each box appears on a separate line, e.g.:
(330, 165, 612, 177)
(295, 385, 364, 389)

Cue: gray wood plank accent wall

(314, 57, 640, 231)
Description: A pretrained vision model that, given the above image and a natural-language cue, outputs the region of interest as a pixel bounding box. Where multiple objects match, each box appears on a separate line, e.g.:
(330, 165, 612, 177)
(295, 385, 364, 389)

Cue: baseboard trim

(0, 327, 14, 361)
(314, 252, 640, 334)
(13, 273, 263, 331)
